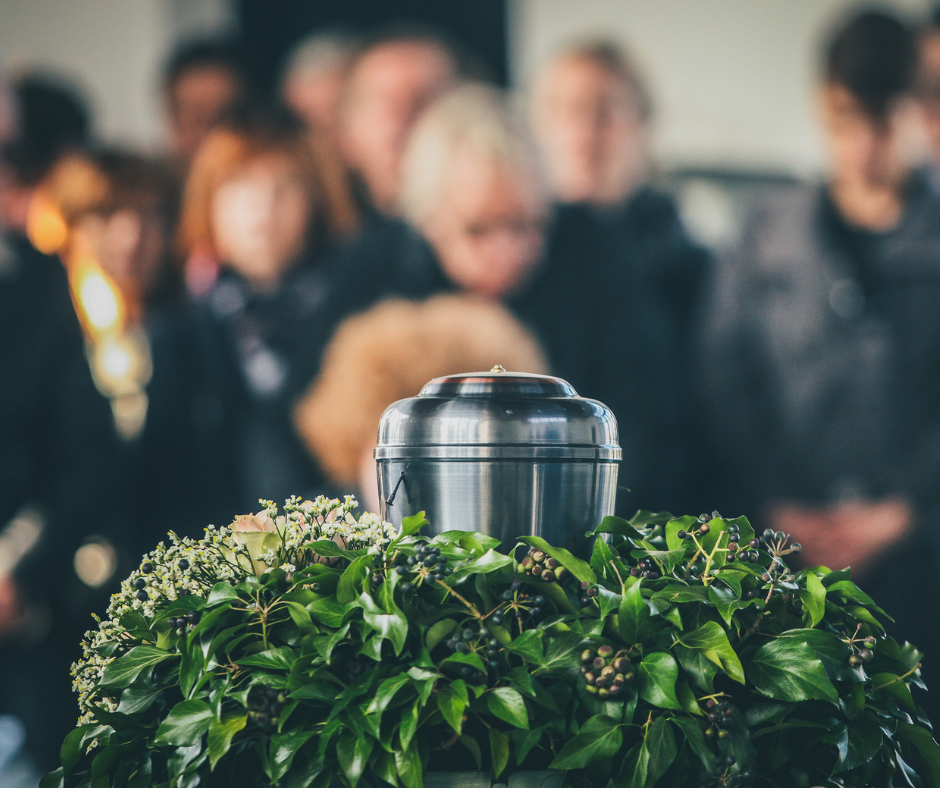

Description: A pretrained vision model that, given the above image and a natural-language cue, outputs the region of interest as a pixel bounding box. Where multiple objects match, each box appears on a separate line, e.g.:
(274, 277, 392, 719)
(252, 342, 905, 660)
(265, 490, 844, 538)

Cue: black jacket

(325, 206, 691, 514)
(702, 174, 940, 522)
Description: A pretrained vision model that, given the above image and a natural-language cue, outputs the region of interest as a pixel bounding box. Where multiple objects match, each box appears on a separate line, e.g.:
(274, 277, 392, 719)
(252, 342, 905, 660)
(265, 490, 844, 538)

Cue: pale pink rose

(230, 511, 277, 533)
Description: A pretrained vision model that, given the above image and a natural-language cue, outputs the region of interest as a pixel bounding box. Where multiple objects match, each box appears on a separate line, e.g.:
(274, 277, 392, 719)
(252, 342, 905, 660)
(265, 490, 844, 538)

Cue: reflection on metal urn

(375, 367, 621, 555)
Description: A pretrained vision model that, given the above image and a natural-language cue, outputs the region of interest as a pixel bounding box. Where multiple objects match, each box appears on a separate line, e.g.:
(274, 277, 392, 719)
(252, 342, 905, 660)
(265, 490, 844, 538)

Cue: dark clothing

(0, 233, 118, 770)
(325, 207, 687, 514)
(702, 174, 940, 516)
(139, 263, 338, 542)
(599, 186, 709, 365)
(701, 174, 940, 720)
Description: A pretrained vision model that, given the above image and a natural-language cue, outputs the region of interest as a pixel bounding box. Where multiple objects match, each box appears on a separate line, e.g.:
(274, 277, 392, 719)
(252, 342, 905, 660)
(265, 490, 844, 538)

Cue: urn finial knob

(491, 364, 506, 373)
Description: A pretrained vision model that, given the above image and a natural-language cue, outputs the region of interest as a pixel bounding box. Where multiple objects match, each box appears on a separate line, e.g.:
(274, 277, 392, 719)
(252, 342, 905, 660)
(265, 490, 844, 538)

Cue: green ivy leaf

(238, 647, 295, 670)
(776, 629, 856, 682)
(801, 572, 826, 627)
(827, 717, 882, 773)
(619, 741, 650, 788)
(436, 679, 468, 734)
(60, 724, 112, 773)
(206, 582, 241, 607)
(645, 716, 678, 786)
(638, 652, 682, 710)
(486, 687, 529, 729)
(550, 715, 623, 770)
(896, 720, 940, 786)
(307, 597, 346, 628)
(337, 729, 373, 788)
(359, 592, 408, 656)
(368, 674, 412, 716)
(618, 581, 651, 645)
(746, 638, 838, 704)
(518, 536, 596, 585)
(540, 632, 584, 671)
(489, 727, 510, 779)
(460, 734, 483, 771)
(677, 621, 745, 684)
(666, 516, 699, 551)
(707, 584, 745, 626)
(116, 687, 161, 715)
(99, 646, 175, 689)
(155, 699, 214, 746)
(448, 548, 513, 585)
(676, 644, 718, 694)
(671, 717, 716, 773)
(594, 515, 644, 539)
(337, 555, 374, 605)
(394, 743, 423, 788)
(207, 712, 246, 770)
(507, 629, 544, 664)
(870, 671, 917, 713)
(426, 618, 458, 652)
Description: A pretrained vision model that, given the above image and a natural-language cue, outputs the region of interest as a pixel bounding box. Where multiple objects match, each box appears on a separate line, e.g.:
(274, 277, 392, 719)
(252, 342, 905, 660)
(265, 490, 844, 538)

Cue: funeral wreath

(44, 497, 940, 788)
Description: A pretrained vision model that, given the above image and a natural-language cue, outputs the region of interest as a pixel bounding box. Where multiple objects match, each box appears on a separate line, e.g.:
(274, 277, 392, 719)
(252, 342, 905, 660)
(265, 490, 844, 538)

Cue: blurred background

(4, 0, 940, 784)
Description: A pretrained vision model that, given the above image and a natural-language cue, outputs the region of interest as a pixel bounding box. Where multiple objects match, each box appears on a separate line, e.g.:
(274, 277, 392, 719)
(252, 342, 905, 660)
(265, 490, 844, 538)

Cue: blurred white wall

(512, 0, 931, 176)
(0, 0, 235, 152)
(0, 0, 932, 173)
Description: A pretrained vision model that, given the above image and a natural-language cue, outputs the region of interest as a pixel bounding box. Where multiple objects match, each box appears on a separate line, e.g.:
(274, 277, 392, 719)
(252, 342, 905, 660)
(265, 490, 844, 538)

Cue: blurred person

(702, 10, 940, 712)
(46, 149, 180, 318)
(0, 74, 118, 774)
(918, 7, 940, 179)
(338, 27, 460, 214)
(141, 105, 358, 540)
(0, 73, 90, 235)
(327, 83, 685, 514)
(531, 41, 708, 361)
(281, 29, 359, 154)
(163, 39, 246, 177)
(295, 295, 548, 511)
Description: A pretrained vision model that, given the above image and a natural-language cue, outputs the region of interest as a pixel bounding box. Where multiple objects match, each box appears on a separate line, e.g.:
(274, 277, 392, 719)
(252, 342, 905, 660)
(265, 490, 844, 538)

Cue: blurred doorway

(236, 0, 509, 92)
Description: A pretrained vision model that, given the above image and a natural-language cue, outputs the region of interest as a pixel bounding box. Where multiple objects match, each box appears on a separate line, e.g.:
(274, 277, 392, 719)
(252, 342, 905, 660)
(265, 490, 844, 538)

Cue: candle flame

(69, 254, 125, 339)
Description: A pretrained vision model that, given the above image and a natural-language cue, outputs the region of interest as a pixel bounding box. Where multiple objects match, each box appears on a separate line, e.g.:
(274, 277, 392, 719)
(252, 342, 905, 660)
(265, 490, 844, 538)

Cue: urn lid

(374, 367, 621, 461)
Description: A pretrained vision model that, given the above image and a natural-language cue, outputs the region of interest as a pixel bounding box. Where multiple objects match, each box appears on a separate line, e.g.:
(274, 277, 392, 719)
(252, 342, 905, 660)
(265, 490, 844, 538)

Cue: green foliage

(50, 504, 940, 788)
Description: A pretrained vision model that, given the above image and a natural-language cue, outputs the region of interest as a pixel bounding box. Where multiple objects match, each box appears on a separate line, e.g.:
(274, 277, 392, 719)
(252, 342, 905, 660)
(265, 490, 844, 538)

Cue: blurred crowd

(4, 6, 940, 780)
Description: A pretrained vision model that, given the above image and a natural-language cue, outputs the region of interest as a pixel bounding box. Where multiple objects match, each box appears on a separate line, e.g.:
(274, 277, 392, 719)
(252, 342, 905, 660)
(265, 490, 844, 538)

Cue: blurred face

(75, 208, 167, 306)
(169, 65, 241, 165)
(918, 30, 940, 160)
(340, 42, 456, 211)
(211, 154, 312, 289)
(820, 83, 913, 192)
(534, 55, 646, 205)
(424, 147, 549, 300)
(284, 66, 346, 143)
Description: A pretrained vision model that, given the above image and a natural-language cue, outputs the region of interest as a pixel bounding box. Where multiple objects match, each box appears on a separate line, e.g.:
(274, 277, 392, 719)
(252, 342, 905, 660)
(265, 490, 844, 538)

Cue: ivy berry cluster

(393, 541, 448, 593)
(579, 644, 635, 698)
(247, 685, 286, 730)
(518, 546, 571, 584)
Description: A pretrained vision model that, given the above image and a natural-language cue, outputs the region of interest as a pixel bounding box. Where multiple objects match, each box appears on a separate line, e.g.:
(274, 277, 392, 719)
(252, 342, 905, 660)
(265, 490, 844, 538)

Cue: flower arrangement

(45, 500, 940, 788)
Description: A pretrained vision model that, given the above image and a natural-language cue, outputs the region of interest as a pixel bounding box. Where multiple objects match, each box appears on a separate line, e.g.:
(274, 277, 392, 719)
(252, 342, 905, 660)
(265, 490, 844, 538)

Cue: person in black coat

(0, 230, 118, 773)
(324, 84, 686, 515)
(701, 10, 940, 719)
(529, 40, 709, 368)
(138, 106, 359, 540)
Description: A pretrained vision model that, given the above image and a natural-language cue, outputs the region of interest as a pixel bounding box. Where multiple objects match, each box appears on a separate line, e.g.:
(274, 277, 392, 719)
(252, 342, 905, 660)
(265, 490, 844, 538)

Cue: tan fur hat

(295, 294, 549, 486)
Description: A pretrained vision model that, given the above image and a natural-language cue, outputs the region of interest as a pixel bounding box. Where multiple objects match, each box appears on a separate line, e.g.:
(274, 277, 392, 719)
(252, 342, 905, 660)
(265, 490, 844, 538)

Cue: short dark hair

(2, 73, 90, 186)
(163, 38, 245, 94)
(349, 22, 475, 81)
(824, 10, 917, 121)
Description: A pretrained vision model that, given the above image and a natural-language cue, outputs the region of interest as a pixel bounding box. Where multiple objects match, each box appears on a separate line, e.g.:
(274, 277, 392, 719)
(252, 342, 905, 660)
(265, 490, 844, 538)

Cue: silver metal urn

(375, 366, 620, 554)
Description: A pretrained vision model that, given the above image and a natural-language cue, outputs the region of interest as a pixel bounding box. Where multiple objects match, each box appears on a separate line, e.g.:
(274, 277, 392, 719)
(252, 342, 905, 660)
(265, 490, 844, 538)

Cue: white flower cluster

(70, 496, 398, 725)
